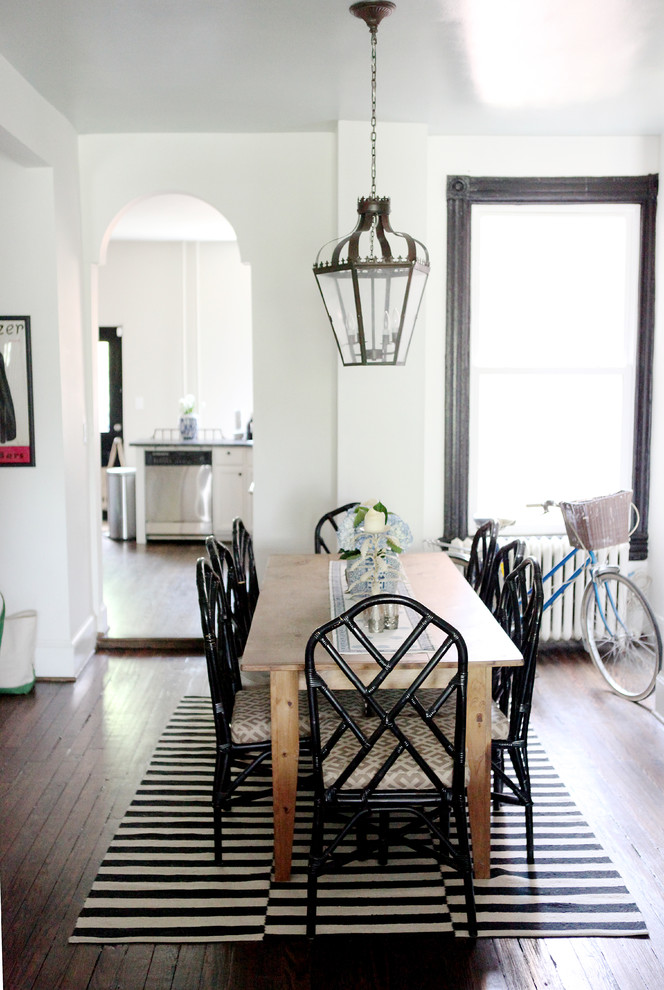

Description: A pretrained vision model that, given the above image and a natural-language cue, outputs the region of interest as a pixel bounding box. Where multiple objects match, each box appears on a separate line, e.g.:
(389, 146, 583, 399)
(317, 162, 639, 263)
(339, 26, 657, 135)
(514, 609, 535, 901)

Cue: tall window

(444, 176, 658, 559)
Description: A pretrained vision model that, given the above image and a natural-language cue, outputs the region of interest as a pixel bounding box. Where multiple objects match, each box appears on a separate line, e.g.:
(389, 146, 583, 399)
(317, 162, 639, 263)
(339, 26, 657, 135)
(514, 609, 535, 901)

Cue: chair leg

(212, 750, 234, 864)
(492, 750, 504, 810)
(306, 869, 318, 939)
(356, 813, 369, 860)
(464, 873, 478, 938)
(213, 802, 223, 864)
(307, 798, 326, 938)
(435, 801, 450, 860)
(525, 803, 535, 864)
(452, 794, 477, 936)
(510, 747, 534, 863)
(378, 811, 389, 866)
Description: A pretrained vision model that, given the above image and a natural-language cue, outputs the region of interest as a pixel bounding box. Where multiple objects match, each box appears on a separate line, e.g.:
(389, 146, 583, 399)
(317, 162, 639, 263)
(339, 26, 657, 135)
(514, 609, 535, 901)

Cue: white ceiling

(2, 0, 664, 137)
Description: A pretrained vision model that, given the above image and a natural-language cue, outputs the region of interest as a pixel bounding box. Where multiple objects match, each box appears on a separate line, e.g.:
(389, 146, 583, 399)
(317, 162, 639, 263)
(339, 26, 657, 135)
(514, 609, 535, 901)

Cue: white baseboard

(34, 614, 97, 680)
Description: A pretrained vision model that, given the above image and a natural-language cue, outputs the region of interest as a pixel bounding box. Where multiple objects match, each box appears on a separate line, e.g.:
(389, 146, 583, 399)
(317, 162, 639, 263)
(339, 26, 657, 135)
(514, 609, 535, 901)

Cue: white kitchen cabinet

(212, 445, 253, 540)
(131, 440, 253, 544)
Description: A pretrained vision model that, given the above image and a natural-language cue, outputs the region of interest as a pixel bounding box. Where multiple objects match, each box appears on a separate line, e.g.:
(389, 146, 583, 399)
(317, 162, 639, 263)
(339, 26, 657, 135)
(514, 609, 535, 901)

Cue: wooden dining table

(241, 552, 523, 882)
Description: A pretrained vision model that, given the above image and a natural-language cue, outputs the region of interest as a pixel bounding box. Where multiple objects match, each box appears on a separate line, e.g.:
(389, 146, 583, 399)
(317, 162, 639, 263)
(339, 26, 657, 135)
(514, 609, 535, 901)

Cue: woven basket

(559, 490, 633, 550)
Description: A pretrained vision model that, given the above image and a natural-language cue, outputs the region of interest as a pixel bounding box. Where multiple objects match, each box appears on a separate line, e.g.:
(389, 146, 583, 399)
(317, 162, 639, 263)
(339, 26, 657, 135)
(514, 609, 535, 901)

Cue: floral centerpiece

(337, 500, 413, 596)
(179, 394, 198, 440)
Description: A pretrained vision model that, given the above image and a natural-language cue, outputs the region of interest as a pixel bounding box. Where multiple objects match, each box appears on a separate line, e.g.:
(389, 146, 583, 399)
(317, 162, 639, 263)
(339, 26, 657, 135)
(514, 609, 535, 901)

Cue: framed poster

(0, 316, 35, 466)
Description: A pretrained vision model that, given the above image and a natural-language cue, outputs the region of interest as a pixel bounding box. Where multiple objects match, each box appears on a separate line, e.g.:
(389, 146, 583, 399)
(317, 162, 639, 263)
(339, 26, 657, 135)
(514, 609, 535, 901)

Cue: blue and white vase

(345, 542, 401, 597)
(179, 413, 198, 441)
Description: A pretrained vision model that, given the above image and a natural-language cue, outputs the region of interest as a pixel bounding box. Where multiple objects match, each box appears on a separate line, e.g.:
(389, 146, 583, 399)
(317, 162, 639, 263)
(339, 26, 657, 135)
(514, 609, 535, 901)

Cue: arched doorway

(96, 193, 253, 643)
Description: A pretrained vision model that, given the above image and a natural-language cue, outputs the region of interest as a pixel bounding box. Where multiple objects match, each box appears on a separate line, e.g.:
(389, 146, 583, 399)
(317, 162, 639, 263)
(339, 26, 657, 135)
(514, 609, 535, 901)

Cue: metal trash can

(107, 466, 136, 540)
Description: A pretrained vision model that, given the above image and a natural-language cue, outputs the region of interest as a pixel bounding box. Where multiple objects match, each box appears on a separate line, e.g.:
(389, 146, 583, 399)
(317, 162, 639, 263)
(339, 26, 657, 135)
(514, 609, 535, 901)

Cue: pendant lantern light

(313, 1, 430, 366)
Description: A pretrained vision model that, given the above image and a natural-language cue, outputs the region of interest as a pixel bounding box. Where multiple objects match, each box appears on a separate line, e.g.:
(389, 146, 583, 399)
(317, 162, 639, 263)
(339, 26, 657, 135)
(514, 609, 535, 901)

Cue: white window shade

(469, 203, 639, 534)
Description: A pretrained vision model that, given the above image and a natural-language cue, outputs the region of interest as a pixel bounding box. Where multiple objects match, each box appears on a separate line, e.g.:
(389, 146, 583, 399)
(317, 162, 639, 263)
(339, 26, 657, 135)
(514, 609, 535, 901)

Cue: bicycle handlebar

(525, 500, 557, 513)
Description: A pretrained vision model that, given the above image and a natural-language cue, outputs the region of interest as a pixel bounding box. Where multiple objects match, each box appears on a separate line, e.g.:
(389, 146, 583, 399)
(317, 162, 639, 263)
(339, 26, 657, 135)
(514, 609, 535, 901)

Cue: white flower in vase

(179, 394, 196, 415)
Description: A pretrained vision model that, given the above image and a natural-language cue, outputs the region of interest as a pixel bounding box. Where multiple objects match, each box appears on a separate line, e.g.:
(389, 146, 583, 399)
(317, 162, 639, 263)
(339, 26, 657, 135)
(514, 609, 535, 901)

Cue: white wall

(81, 131, 664, 589)
(0, 56, 96, 678)
(336, 121, 430, 547)
(197, 242, 252, 438)
(97, 239, 252, 454)
(79, 133, 338, 571)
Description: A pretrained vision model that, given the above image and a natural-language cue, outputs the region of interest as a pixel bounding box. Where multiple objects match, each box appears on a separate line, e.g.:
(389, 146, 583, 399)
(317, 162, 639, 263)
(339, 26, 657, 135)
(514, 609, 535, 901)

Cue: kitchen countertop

(131, 437, 253, 447)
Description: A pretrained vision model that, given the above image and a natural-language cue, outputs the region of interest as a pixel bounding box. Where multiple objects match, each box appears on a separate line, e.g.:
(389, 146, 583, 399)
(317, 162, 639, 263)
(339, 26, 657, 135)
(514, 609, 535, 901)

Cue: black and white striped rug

(70, 696, 647, 942)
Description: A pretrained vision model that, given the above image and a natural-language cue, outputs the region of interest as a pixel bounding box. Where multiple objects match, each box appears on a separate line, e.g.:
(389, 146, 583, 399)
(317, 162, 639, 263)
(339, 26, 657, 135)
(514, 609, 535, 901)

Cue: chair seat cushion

(315, 685, 509, 791)
(354, 688, 511, 741)
(319, 700, 470, 791)
(490, 700, 510, 740)
(231, 686, 310, 745)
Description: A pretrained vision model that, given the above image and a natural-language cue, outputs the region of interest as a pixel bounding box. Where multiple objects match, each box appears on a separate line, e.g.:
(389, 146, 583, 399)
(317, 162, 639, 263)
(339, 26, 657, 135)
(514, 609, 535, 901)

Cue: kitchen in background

(96, 195, 253, 640)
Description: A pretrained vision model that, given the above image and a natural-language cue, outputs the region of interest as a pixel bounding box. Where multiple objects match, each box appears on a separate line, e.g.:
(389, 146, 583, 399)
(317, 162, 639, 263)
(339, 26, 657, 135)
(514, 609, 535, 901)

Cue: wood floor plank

(143, 944, 180, 990)
(102, 535, 204, 640)
(51, 946, 103, 990)
(171, 944, 208, 990)
(199, 944, 234, 989)
(87, 945, 133, 990)
(549, 939, 623, 990)
(108, 944, 157, 990)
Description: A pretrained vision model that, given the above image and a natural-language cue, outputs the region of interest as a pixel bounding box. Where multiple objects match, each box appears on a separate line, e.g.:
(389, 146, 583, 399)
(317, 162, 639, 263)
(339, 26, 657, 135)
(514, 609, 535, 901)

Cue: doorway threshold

(97, 635, 203, 653)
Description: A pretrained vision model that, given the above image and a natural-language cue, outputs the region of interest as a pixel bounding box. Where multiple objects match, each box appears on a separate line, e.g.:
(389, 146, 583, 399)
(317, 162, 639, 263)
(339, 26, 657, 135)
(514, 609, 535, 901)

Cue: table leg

(466, 665, 492, 879)
(270, 669, 300, 882)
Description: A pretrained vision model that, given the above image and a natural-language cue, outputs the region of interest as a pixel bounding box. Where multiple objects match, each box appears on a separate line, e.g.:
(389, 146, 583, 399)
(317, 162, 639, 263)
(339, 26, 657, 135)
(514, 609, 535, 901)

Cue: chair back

(232, 517, 259, 623)
(196, 557, 240, 747)
(314, 502, 359, 554)
(466, 519, 499, 599)
(206, 535, 249, 664)
(305, 594, 469, 802)
(483, 538, 526, 613)
(496, 556, 543, 743)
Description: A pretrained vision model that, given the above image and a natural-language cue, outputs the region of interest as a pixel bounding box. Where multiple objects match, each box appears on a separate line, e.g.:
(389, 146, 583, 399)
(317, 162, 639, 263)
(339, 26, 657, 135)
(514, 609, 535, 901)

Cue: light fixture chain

(370, 24, 378, 257)
(370, 25, 377, 200)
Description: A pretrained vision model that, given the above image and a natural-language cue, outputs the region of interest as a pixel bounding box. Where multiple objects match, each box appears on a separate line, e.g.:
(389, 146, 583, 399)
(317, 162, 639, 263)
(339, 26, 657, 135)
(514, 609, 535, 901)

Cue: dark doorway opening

(99, 326, 123, 468)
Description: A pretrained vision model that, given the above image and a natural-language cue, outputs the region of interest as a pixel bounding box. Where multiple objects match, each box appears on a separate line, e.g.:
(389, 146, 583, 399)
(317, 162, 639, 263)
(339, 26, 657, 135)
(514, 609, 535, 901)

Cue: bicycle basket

(559, 490, 633, 550)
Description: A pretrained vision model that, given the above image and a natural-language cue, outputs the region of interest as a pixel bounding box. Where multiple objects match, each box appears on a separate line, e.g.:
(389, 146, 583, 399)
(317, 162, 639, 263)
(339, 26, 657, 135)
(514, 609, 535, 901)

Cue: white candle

(363, 507, 386, 533)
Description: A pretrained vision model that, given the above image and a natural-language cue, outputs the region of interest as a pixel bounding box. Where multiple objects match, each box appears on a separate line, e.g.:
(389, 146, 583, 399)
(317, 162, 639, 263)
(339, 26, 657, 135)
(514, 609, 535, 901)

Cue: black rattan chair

(466, 519, 500, 600)
(206, 534, 249, 662)
(482, 538, 526, 614)
(304, 593, 477, 938)
(435, 519, 500, 603)
(313, 502, 359, 554)
(196, 557, 309, 863)
(232, 517, 259, 633)
(491, 557, 543, 863)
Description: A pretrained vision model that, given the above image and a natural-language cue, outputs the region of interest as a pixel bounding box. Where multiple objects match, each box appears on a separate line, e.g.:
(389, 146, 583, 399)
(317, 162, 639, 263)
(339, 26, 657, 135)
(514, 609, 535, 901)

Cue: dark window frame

(444, 174, 658, 560)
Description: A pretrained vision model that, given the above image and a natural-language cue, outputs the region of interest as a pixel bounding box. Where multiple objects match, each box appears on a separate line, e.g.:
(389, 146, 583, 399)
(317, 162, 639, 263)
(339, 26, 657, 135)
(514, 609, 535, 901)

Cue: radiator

(523, 536, 630, 643)
(446, 534, 630, 643)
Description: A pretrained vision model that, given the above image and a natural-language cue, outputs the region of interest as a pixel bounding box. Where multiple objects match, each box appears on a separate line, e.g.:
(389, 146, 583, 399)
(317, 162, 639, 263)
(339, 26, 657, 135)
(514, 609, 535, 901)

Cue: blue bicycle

(536, 492, 661, 702)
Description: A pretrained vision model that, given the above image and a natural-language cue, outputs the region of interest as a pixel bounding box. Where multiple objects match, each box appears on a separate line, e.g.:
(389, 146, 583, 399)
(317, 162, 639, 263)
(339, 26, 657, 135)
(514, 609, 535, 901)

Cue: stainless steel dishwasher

(144, 449, 212, 539)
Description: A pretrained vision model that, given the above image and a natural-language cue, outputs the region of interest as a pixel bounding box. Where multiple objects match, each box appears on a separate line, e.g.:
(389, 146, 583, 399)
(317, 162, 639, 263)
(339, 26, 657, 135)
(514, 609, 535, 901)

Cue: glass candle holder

(384, 602, 399, 629)
(367, 604, 385, 634)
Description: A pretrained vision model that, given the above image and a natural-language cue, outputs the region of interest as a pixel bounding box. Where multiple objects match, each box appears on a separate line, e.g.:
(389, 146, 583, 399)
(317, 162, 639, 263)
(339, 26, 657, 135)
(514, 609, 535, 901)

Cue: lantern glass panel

(355, 265, 410, 364)
(315, 268, 363, 365)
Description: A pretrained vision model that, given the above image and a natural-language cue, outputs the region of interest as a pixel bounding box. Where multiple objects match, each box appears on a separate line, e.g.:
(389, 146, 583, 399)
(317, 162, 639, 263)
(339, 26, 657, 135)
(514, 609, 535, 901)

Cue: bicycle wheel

(581, 571, 662, 701)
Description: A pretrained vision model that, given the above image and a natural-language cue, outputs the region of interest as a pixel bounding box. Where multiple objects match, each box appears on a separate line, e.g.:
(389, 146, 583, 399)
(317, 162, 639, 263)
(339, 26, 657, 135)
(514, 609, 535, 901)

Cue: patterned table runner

(328, 559, 434, 654)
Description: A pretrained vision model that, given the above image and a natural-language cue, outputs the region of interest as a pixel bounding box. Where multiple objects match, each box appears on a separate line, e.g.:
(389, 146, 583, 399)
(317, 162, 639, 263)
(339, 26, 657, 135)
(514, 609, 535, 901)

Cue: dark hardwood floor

(2, 647, 664, 989)
(100, 533, 206, 646)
